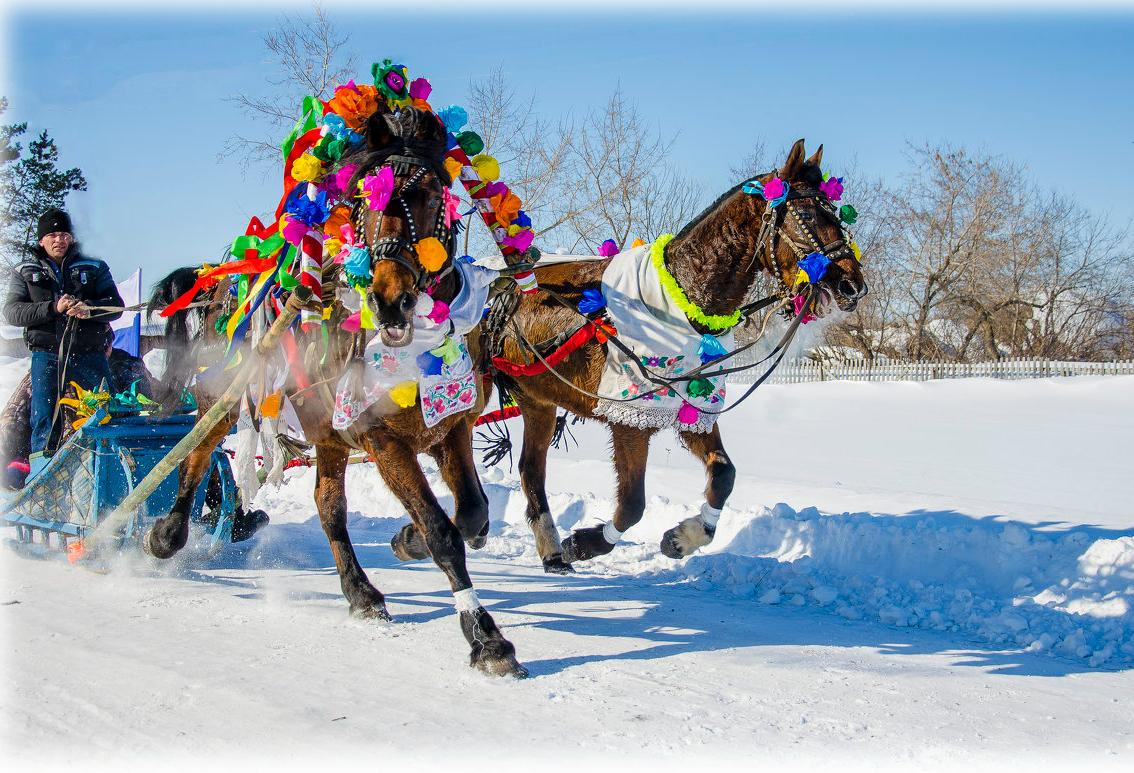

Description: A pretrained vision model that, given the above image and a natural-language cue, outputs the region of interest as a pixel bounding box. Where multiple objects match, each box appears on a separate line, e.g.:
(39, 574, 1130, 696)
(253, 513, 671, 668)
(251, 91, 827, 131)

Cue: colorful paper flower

(492, 191, 522, 228)
(851, 241, 862, 262)
(373, 60, 410, 102)
(416, 237, 448, 272)
(513, 211, 532, 229)
(470, 154, 499, 182)
(290, 153, 324, 183)
(677, 402, 700, 425)
(839, 204, 858, 224)
(796, 252, 832, 285)
(280, 215, 309, 247)
(408, 77, 432, 101)
(442, 188, 461, 227)
(416, 351, 444, 376)
(686, 377, 715, 399)
(358, 167, 395, 211)
(698, 334, 729, 364)
(425, 298, 450, 325)
(598, 239, 619, 257)
(791, 293, 818, 324)
(502, 229, 534, 252)
(631, 238, 646, 248)
(436, 105, 468, 134)
(456, 131, 484, 156)
(443, 157, 464, 183)
(430, 336, 462, 365)
(578, 287, 606, 315)
(819, 176, 844, 201)
(388, 380, 418, 408)
(325, 83, 379, 131)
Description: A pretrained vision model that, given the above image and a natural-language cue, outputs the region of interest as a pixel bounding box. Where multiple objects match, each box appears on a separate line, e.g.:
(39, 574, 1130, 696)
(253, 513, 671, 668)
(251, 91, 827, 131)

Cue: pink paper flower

(341, 311, 362, 332)
(282, 215, 308, 246)
(442, 188, 461, 227)
(819, 176, 844, 201)
(358, 167, 395, 211)
(484, 181, 508, 198)
(598, 239, 618, 257)
(409, 77, 432, 101)
(334, 164, 358, 196)
(426, 299, 450, 325)
(791, 293, 818, 324)
(503, 229, 534, 253)
(764, 177, 786, 201)
(677, 402, 700, 424)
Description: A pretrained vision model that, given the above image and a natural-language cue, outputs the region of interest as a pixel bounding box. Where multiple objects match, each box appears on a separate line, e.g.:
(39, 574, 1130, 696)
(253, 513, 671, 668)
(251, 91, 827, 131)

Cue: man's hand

(55, 294, 77, 314)
(65, 301, 91, 319)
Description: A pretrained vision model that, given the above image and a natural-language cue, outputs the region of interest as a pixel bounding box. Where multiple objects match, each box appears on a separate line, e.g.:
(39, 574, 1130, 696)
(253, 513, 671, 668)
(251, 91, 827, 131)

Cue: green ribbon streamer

(280, 95, 322, 160)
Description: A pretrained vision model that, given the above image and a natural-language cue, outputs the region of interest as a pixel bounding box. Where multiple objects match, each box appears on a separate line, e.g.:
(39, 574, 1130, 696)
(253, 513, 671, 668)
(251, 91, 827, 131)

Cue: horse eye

(428, 196, 442, 209)
(798, 210, 814, 222)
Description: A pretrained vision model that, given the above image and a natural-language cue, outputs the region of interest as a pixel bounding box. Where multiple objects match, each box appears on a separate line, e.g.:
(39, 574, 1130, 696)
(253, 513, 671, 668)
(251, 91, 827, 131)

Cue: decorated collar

(650, 234, 742, 332)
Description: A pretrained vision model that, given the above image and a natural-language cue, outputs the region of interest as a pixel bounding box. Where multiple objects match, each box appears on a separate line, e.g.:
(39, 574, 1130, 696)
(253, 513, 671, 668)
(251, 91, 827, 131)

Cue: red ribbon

(490, 321, 608, 377)
(160, 257, 278, 317)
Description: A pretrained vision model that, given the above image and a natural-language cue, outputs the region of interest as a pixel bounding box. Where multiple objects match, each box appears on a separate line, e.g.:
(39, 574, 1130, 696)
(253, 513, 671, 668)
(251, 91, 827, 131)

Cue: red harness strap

(474, 404, 522, 426)
(490, 320, 613, 378)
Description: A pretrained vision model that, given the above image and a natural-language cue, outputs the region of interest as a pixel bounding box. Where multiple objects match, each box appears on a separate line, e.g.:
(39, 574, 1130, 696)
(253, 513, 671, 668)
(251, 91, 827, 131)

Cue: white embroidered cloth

(331, 260, 497, 430)
(594, 244, 732, 433)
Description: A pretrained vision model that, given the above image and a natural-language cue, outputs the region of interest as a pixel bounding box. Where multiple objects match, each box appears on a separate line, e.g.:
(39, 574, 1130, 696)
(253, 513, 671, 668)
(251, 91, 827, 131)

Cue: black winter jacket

(4, 245, 124, 352)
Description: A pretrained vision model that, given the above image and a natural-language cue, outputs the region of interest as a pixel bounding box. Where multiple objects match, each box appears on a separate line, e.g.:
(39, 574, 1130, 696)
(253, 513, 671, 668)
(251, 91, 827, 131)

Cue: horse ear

(806, 144, 824, 169)
(366, 110, 397, 150)
(782, 139, 806, 179)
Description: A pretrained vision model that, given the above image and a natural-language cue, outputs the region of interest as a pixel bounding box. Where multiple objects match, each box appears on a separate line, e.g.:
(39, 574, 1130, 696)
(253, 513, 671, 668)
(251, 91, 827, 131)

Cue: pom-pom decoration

(819, 176, 844, 201)
(677, 402, 700, 425)
(358, 167, 395, 211)
(408, 77, 432, 101)
(455, 131, 484, 156)
(290, 153, 324, 182)
(470, 154, 500, 182)
(598, 239, 619, 257)
(436, 105, 468, 133)
(697, 334, 729, 364)
(796, 252, 832, 286)
(686, 377, 715, 399)
(388, 381, 418, 408)
(577, 287, 606, 315)
(415, 237, 448, 272)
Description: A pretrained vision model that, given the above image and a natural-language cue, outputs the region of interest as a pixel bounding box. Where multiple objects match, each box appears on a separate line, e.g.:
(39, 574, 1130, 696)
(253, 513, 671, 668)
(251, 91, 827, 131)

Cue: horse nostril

(398, 293, 416, 312)
(838, 278, 864, 300)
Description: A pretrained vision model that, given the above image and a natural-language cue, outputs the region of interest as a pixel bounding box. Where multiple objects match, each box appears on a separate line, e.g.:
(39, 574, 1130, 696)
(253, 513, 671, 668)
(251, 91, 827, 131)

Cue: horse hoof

(542, 555, 576, 575)
(390, 523, 430, 562)
(464, 520, 489, 551)
(141, 521, 181, 560)
(231, 509, 269, 543)
(350, 603, 392, 622)
(660, 516, 716, 559)
(561, 525, 615, 564)
(471, 641, 529, 679)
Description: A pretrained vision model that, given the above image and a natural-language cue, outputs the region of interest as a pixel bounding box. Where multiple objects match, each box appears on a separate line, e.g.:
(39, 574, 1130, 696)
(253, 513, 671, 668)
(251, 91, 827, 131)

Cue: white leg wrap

(602, 521, 623, 544)
(700, 503, 722, 528)
(453, 588, 481, 613)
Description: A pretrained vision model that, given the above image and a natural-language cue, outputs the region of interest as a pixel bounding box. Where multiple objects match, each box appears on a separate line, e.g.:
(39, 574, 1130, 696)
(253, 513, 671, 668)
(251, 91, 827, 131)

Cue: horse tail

(147, 267, 204, 402)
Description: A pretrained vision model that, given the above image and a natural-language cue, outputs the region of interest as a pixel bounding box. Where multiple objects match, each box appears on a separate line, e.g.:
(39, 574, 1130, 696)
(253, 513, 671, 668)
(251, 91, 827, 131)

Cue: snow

(2, 358, 1133, 770)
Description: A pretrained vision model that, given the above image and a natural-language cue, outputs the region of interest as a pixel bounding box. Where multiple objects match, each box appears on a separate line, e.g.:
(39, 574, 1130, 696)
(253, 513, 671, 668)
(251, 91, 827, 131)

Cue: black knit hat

(37, 208, 73, 240)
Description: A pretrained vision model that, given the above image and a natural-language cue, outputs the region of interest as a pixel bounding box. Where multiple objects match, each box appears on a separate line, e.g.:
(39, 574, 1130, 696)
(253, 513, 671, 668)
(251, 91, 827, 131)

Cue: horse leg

(660, 425, 735, 559)
(367, 432, 526, 677)
(561, 424, 653, 564)
(143, 408, 236, 559)
(314, 441, 390, 619)
(517, 402, 572, 574)
(391, 420, 488, 561)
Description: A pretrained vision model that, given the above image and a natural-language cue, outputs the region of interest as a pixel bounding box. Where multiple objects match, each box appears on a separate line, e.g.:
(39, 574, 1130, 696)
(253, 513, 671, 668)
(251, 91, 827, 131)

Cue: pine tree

(1, 97, 88, 265)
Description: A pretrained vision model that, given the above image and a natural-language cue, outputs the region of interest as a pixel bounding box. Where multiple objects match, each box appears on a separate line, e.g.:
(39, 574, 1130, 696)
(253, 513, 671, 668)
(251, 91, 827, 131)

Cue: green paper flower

(839, 204, 858, 224)
(686, 377, 715, 399)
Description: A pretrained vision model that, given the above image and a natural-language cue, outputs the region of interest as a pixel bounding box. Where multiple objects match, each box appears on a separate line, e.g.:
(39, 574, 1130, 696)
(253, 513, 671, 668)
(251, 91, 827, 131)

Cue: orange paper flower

(323, 205, 351, 239)
(326, 84, 380, 131)
(416, 237, 448, 272)
(491, 191, 522, 228)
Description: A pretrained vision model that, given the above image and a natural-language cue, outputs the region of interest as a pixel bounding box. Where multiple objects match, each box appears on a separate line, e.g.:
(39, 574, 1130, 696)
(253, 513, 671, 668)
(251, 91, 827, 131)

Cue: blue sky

(3, 5, 1132, 283)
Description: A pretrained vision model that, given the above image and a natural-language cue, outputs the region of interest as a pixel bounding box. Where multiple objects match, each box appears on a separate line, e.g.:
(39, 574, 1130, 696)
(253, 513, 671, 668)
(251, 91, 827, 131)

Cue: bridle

(349, 153, 456, 292)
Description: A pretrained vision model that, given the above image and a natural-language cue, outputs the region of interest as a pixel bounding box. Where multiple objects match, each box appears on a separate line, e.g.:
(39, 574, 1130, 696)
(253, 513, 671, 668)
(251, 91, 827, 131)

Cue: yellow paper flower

(323, 238, 343, 258)
(291, 153, 324, 183)
(416, 237, 448, 272)
(470, 154, 499, 182)
(631, 238, 646, 248)
(388, 381, 418, 408)
(444, 157, 463, 182)
(851, 241, 862, 262)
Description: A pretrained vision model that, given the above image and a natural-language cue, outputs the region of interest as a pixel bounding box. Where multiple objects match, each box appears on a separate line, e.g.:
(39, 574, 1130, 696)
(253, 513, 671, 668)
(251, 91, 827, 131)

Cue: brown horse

(144, 105, 527, 677)
(472, 139, 867, 572)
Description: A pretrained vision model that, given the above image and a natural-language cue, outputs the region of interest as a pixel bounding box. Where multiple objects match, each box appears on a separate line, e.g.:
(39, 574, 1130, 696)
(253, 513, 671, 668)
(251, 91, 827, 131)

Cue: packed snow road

(2, 368, 1133, 769)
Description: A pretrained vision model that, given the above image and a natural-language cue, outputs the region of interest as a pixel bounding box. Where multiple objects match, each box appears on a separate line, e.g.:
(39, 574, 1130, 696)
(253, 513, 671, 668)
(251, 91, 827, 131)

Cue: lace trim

(593, 399, 718, 434)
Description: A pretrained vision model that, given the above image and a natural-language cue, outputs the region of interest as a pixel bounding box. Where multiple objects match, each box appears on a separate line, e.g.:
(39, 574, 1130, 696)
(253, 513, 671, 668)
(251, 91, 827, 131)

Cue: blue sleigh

(2, 409, 238, 558)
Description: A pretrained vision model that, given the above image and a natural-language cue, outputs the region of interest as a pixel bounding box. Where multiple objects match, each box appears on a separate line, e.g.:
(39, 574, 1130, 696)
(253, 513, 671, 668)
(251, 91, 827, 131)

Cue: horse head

(749, 139, 869, 316)
(344, 105, 454, 348)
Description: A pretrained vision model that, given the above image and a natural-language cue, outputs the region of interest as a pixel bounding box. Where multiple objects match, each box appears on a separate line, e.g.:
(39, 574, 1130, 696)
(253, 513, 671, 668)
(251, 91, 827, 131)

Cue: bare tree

(220, 3, 354, 173)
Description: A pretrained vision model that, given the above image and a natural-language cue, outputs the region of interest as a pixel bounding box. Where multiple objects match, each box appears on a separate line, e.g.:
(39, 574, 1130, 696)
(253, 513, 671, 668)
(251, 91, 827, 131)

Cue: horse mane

(338, 107, 452, 188)
(147, 266, 208, 404)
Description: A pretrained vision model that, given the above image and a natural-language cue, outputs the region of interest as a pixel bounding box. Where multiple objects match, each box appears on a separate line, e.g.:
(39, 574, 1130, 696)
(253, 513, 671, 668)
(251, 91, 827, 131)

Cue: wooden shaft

(90, 286, 312, 544)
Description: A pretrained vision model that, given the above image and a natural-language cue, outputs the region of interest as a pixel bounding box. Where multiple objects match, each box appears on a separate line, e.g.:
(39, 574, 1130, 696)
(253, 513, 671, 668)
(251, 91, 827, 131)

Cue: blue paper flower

(513, 210, 532, 228)
(457, 254, 475, 264)
(578, 287, 606, 315)
(437, 105, 468, 134)
(344, 246, 371, 281)
(698, 334, 729, 364)
(284, 187, 331, 226)
(322, 113, 362, 145)
(416, 351, 444, 376)
(797, 252, 832, 285)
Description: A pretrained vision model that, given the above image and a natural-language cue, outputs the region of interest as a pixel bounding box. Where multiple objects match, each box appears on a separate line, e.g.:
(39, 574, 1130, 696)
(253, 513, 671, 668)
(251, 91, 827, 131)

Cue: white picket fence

(730, 357, 1134, 385)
